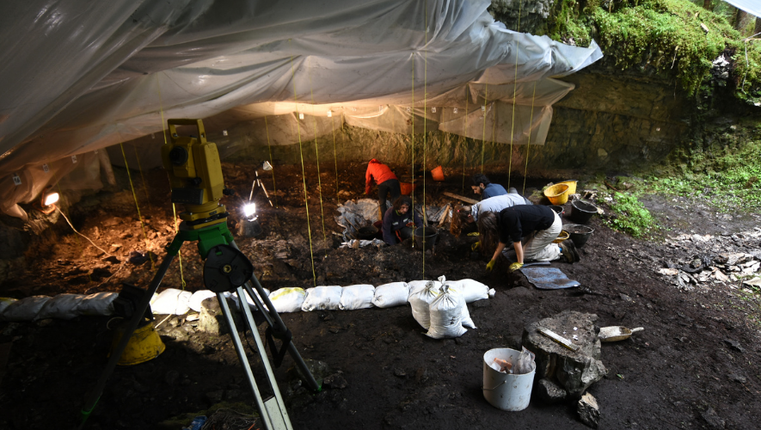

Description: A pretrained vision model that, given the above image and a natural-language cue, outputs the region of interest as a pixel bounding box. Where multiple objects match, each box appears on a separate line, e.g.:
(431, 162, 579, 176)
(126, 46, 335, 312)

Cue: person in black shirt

(478, 205, 578, 272)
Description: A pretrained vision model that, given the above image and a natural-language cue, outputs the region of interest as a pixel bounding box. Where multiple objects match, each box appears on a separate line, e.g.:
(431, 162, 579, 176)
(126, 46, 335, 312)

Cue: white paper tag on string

(12, 174, 22, 185)
(42, 164, 49, 173)
(71, 155, 77, 164)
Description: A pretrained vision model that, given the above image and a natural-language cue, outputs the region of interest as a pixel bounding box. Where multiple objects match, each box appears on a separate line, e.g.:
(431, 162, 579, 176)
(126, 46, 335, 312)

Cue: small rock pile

(653, 229, 761, 292)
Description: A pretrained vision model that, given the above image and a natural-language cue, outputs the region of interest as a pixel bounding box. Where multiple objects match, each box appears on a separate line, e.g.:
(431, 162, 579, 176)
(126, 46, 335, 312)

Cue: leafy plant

(602, 191, 657, 238)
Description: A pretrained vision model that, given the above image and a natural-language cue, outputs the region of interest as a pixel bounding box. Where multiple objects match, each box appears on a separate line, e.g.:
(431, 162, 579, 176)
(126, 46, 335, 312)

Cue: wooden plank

(537, 327, 580, 352)
(443, 192, 478, 205)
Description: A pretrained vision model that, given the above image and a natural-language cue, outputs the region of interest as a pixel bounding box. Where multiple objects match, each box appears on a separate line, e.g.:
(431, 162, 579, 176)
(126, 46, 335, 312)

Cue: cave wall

(224, 66, 692, 179)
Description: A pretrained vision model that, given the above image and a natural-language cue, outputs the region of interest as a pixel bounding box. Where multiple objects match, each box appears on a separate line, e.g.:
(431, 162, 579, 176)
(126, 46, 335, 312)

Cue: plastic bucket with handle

(482, 348, 535, 411)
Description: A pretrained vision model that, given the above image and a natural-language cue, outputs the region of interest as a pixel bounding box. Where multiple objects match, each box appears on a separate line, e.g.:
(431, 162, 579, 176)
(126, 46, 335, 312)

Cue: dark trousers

(378, 179, 401, 215)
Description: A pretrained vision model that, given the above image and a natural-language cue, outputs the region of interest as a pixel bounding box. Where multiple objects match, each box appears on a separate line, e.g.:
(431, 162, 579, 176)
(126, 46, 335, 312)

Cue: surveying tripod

(249, 169, 273, 207)
(79, 220, 319, 430)
(78, 119, 318, 430)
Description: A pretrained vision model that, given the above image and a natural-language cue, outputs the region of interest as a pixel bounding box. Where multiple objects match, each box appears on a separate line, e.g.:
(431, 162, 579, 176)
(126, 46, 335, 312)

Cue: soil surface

(1, 161, 761, 430)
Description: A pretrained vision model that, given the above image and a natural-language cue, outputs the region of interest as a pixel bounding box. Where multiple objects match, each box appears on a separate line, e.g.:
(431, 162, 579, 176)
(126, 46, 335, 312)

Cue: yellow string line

(523, 81, 537, 195)
(308, 72, 328, 251)
(507, 0, 523, 190)
(133, 144, 150, 203)
(156, 74, 185, 287)
(462, 88, 468, 193)
(480, 83, 487, 173)
(491, 102, 496, 175)
(422, 0, 428, 275)
(118, 140, 154, 270)
(410, 47, 415, 229)
(265, 116, 278, 207)
(331, 113, 339, 203)
(290, 52, 317, 286)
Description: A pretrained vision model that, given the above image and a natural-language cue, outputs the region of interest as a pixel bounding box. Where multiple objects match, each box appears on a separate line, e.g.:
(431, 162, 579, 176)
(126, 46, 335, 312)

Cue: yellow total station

(161, 119, 227, 227)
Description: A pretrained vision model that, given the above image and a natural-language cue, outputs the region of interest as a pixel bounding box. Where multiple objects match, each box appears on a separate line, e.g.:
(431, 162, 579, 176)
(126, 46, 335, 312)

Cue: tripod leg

(217, 290, 289, 430)
(242, 278, 320, 392)
(226, 240, 319, 392)
(258, 180, 274, 207)
(78, 252, 176, 428)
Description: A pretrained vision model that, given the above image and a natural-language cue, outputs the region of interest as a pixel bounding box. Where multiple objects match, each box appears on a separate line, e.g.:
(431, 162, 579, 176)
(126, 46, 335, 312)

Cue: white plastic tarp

(0, 0, 602, 219)
(724, 0, 761, 19)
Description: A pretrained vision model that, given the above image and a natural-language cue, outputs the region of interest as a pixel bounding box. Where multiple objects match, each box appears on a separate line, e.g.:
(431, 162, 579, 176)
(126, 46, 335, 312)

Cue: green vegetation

(592, 134, 761, 238)
(598, 186, 658, 237)
(601, 191, 656, 238)
(645, 135, 761, 210)
(542, 0, 761, 101)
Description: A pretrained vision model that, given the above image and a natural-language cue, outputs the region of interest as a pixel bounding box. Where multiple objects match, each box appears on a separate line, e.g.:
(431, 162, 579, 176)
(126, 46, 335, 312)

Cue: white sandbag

(407, 279, 442, 299)
(408, 280, 440, 330)
(1, 296, 50, 321)
(77, 292, 118, 316)
(0, 297, 18, 316)
(446, 278, 494, 303)
(426, 285, 467, 339)
(339, 284, 375, 310)
(460, 301, 477, 329)
(301, 286, 343, 312)
(188, 290, 217, 312)
(372, 282, 409, 308)
(150, 288, 193, 315)
(228, 287, 271, 312)
(36, 293, 86, 320)
(269, 288, 306, 313)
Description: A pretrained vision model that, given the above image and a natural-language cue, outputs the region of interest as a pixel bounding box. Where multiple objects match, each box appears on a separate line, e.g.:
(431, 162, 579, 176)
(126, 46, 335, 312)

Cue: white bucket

(482, 348, 535, 411)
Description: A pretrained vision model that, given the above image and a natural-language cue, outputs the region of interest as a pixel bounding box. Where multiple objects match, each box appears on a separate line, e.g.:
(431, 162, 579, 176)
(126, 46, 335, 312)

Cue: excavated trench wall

(226, 68, 690, 179)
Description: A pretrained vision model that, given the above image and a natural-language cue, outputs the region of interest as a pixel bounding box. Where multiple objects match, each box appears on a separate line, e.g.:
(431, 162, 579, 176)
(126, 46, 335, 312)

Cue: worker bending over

(450, 192, 533, 237)
(479, 205, 579, 272)
(471, 173, 507, 200)
(382, 196, 423, 245)
(365, 159, 401, 215)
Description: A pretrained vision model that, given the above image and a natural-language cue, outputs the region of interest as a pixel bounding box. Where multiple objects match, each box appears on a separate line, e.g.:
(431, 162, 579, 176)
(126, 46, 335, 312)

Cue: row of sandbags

(0, 277, 494, 323)
(0, 292, 118, 322)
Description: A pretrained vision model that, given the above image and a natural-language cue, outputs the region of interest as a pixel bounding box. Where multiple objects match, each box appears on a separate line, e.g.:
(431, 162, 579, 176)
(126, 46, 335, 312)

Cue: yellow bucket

(558, 180, 577, 195)
(543, 183, 569, 205)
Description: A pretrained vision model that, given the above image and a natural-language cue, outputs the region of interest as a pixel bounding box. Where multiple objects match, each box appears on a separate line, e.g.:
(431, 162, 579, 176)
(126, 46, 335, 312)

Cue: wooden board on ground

(443, 192, 478, 204)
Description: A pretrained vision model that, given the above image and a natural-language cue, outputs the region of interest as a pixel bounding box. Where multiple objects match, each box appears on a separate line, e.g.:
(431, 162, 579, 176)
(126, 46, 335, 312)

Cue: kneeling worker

(479, 205, 579, 272)
(382, 196, 423, 245)
(450, 192, 533, 237)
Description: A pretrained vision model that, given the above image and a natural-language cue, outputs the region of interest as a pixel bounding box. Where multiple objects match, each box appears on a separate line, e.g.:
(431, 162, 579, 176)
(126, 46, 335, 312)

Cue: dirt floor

(1, 161, 761, 429)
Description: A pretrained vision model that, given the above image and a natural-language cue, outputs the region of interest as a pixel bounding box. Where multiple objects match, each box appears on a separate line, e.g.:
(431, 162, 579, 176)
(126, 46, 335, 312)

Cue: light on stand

(239, 201, 263, 237)
(243, 202, 257, 221)
(36, 187, 60, 214)
(44, 190, 60, 207)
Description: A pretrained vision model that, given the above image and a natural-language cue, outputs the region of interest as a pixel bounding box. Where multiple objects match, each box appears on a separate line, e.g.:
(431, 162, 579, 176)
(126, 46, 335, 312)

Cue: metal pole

(78, 252, 176, 428)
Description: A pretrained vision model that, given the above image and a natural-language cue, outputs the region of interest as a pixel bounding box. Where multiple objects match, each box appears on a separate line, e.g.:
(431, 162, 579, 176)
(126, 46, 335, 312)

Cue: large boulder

(522, 310, 607, 398)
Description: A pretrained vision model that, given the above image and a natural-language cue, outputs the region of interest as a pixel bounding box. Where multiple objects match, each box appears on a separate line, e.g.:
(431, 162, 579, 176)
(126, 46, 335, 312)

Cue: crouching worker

(478, 205, 579, 272)
(365, 158, 401, 216)
(450, 193, 534, 238)
(382, 196, 423, 245)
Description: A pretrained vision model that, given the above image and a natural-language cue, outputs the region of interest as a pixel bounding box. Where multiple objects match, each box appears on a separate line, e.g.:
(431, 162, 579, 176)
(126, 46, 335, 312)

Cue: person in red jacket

(365, 159, 401, 215)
